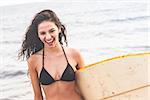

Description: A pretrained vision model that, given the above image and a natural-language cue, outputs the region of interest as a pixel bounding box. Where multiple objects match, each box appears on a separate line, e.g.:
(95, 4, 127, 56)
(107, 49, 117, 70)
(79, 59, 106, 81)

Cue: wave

(125, 45, 150, 49)
(71, 15, 150, 26)
(0, 98, 11, 100)
(0, 40, 20, 44)
(110, 15, 150, 22)
(0, 70, 26, 79)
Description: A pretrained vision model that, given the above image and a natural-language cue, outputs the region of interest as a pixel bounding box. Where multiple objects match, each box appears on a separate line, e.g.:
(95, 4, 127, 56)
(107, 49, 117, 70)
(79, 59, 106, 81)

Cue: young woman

(18, 9, 84, 100)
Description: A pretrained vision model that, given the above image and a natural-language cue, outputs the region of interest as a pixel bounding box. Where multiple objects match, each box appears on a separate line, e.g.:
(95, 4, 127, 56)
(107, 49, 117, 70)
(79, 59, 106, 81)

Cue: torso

(42, 81, 82, 100)
(32, 47, 83, 100)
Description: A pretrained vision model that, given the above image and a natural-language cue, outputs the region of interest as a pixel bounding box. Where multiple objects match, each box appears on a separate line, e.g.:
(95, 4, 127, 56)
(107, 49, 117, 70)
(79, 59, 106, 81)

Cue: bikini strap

(61, 45, 69, 63)
(43, 46, 68, 65)
(42, 48, 44, 67)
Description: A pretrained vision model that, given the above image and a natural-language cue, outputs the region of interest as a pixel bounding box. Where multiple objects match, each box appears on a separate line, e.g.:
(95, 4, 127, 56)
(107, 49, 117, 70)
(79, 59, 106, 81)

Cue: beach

(0, 1, 149, 99)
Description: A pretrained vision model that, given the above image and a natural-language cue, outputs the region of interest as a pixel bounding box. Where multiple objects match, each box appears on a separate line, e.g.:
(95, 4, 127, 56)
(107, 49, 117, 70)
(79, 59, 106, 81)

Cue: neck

(44, 43, 63, 56)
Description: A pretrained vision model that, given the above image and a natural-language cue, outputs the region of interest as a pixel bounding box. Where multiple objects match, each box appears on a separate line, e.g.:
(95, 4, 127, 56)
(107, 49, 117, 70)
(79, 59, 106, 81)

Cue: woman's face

(38, 21, 61, 48)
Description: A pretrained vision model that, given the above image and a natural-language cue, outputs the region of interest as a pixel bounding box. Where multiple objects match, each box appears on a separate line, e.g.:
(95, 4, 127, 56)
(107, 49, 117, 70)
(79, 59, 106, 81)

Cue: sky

(0, 0, 148, 7)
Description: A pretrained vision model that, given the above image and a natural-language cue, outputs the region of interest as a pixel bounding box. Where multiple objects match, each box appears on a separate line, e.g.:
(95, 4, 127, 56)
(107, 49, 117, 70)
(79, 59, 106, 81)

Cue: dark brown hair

(18, 9, 67, 60)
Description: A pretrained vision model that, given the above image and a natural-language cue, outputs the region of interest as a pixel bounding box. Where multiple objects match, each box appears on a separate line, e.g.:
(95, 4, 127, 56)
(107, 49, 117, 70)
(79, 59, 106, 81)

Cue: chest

(36, 54, 77, 79)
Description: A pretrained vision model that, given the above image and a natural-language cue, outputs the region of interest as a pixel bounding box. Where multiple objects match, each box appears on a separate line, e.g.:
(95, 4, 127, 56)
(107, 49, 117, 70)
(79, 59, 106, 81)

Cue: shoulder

(27, 55, 37, 70)
(67, 47, 81, 58)
(66, 47, 85, 69)
(27, 50, 43, 69)
(27, 54, 37, 64)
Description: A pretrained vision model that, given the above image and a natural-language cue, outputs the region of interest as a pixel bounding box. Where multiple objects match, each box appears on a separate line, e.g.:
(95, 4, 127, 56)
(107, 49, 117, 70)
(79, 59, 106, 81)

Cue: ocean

(0, 1, 149, 100)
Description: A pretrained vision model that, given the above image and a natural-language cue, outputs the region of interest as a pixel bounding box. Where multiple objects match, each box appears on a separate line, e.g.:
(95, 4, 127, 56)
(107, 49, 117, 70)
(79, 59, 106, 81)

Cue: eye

(49, 29, 55, 33)
(40, 32, 46, 35)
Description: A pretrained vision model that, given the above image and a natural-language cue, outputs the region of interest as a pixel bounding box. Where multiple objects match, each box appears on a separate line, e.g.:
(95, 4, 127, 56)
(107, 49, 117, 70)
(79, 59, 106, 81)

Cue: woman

(18, 9, 84, 100)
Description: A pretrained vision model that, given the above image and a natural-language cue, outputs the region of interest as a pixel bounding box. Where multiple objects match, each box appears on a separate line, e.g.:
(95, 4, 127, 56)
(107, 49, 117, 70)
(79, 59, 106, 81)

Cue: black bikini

(39, 46, 76, 85)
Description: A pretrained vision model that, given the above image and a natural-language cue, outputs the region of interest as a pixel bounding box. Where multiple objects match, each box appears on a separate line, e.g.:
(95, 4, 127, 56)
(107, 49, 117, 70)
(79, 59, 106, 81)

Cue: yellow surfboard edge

(79, 52, 150, 71)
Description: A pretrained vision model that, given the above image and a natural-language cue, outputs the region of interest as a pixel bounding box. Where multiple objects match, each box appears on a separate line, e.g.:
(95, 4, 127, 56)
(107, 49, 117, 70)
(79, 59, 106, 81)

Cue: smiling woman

(18, 9, 85, 100)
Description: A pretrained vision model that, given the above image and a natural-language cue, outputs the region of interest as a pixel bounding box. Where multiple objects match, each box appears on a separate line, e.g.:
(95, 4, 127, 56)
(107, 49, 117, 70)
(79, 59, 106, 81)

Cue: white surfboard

(76, 52, 150, 100)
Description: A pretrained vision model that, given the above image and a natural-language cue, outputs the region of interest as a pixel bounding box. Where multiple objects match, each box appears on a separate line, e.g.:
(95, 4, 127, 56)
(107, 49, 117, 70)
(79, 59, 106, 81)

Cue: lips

(44, 37, 55, 46)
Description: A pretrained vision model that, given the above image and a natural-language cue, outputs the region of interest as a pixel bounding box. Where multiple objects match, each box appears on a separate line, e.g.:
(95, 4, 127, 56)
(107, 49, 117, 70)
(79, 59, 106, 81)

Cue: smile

(44, 37, 55, 46)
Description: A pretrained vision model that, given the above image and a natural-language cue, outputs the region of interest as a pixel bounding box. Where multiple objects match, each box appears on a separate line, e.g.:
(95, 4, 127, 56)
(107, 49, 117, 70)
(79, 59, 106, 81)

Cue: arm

(71, 48, 85, 99)
(72, 49, 85, 70)
(27, 56, 43, 100)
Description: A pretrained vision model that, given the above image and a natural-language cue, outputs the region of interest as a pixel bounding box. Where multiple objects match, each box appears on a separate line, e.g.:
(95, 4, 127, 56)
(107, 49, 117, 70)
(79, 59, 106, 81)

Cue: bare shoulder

(27, 55, 37, 70)
(27, 50, 43, 69)
(67, 47, 85, 69)
(68, 48, 81, 57)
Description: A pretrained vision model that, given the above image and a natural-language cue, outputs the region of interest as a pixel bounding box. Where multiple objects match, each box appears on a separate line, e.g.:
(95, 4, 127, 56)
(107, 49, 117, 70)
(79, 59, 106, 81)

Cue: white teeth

(45, 38, 54, 43)
(45, 38, 55, 46)
(47, 39, 53, 43)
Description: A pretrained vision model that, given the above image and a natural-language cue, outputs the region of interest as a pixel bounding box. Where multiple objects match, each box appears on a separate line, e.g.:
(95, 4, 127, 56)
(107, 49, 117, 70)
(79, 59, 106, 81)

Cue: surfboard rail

(79, 52, 150, 71)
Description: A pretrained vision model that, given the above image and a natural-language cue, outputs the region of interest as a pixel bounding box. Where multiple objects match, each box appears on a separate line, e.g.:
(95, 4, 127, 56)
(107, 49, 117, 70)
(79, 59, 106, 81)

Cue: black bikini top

(39, 46, 76, 85)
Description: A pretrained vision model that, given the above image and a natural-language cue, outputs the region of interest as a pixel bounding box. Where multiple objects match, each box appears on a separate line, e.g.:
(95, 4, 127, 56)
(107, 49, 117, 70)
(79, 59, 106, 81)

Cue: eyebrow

(49, 28, 55, 30)
(39, 28, 55, 33)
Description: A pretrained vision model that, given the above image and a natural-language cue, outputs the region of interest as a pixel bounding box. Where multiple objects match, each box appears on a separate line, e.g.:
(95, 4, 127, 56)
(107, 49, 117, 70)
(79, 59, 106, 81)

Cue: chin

(45, 42, 58, 48)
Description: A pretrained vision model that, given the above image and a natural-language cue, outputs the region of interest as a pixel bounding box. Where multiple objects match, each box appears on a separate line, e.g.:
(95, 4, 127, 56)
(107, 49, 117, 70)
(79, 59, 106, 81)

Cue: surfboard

(76, 52, 150, 100)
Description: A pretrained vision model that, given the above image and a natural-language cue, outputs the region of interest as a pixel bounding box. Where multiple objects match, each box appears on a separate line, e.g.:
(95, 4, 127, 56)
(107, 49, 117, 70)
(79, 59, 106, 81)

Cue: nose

(45, 33, 52, 40)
